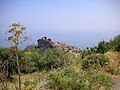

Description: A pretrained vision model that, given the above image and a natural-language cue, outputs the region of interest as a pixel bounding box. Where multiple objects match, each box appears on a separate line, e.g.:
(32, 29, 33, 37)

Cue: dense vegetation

(82, 35, 120, 58)
(46, 67, 112, 90)
(0, 34, 120, 90)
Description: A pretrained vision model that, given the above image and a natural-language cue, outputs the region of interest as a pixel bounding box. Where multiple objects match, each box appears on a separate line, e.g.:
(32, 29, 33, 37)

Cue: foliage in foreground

(0, 34, 120, 90)
(81, 54, 109, 70)
(46, 67, 112, 90)
(37, 48, 75, 70)
(82, 34, 120, 58)
(0, 47, 25, 77)
(105, 51, 120, 75)
(20, 48, 75, 73)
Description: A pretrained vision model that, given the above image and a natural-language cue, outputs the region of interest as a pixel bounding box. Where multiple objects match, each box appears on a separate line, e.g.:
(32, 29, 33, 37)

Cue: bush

(45, 67, 112, 90)
(20, 52, 37, 73)
(111, 35, 120, 52)
(81, 54, 109, 70)
(37, 48, 74, 70)
(21, 48, 74, 72)
(96, 40, 110, 53)
(105, 51, 120, 75)
(0, 47, 31, 75)
(21, 47, 75, 73)
(23, 80, 37, 90)
(0, 47, 17, 78)
(21, 48, 42, 73)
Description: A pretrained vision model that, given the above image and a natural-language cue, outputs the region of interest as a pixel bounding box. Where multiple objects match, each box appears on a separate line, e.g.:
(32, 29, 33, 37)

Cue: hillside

(105, 51, 120, 90)
(105, 51, 120, 75)
(0, 35, 120, 90)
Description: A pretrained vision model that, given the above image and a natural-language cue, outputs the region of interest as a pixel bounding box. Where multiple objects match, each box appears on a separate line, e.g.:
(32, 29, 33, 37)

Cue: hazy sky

(0, 0, 120, 49)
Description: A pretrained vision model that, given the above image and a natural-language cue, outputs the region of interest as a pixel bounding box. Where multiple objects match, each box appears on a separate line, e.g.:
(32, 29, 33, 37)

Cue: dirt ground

(112, 76, 120, 90)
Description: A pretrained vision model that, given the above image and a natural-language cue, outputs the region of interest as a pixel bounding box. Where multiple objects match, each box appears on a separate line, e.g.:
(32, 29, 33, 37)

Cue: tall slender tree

(6, 22, 31, 90)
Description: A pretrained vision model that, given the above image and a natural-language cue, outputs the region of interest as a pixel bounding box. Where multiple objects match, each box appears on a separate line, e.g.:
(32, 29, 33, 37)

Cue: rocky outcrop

(24, 44, 36, 52)
(24, 37, 81, 56)
(37, 37, 53, 51)
(37, 37, 81, 55)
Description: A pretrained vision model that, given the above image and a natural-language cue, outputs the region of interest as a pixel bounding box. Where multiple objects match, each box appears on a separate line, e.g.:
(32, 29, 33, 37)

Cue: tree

(37, 48, 73, 70)
(96, 40, 110, 53)
(112, 35, 120, 52)
(6, 22, 31, 90)
(0, 47, 16, 78)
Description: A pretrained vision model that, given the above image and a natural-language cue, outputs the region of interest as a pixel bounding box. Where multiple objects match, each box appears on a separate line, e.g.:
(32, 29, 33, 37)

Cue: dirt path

(112, 76, 120, 90)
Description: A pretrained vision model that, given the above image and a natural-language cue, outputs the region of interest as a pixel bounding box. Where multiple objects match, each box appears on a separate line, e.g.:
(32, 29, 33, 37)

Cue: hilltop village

(25, 37, 81, 56)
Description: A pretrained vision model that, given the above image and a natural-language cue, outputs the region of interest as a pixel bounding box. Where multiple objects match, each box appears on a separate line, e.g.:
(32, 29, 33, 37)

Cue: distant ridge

(25, 37, 81, 56)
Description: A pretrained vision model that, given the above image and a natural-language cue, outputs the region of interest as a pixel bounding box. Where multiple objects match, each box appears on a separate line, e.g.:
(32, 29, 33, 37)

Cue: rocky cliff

(37, 37, 81, 55)
(25, 37, 81, 56)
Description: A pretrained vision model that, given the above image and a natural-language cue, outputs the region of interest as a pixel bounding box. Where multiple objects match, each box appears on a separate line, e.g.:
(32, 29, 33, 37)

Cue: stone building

(37, 37, 54, 51)
(37, 37, 81, 56)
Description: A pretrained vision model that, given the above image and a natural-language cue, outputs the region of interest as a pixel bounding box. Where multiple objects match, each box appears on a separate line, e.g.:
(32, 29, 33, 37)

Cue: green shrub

(81, 54, 109, 70)
(45, 67, 112, 90)
(111, 35, 120, 52)
(21, 57, 36, 73)
(45, 67, 80, 90)
(21, 48, 43, 73)
(23, 80, 37, 90)
(21, 48, 74, 73)
(96, 40, 110, 53)
(38, 48, 74, 70)
(0, 47, 17, 77)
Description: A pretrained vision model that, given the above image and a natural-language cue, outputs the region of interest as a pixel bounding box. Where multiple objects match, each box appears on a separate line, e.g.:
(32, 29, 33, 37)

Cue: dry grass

(1, 51, 119, 90)
(3, 71, 50, 90)
(105, 51, 120, 75)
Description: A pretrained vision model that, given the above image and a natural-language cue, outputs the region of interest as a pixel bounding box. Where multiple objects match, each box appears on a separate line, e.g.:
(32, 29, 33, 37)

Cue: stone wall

(37, 37, 81, 55)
